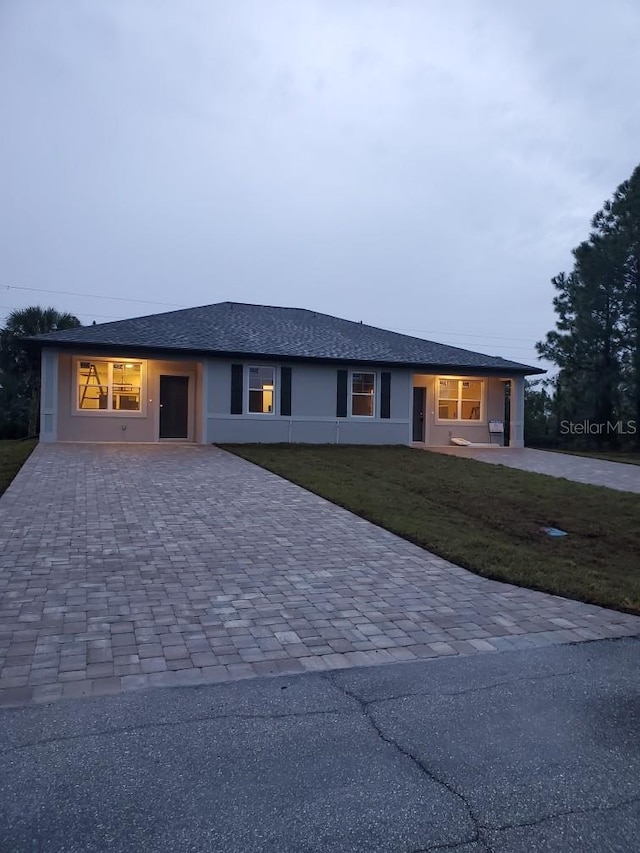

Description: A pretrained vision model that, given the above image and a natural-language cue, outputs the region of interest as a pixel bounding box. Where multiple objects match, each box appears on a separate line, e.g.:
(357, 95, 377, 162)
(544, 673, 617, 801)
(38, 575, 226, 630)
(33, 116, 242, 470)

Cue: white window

(77, 359, 144, 413)
(248, 366, 275, 414)
(351, 371, 376, 417)
(437, 377, 484, 422)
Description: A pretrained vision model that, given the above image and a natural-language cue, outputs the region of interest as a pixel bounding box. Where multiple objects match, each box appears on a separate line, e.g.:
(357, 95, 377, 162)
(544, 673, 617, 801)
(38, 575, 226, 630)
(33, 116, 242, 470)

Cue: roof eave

(33, 339, 544, 375)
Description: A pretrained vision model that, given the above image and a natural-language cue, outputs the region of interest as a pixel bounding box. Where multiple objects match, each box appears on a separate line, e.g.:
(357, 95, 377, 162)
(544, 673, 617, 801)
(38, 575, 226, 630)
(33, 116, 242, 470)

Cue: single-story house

(31, 301, 544, 447)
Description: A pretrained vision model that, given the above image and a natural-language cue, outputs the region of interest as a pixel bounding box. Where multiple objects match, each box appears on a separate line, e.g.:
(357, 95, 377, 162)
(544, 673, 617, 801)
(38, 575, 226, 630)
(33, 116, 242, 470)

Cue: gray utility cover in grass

(542, 526, 568, 537)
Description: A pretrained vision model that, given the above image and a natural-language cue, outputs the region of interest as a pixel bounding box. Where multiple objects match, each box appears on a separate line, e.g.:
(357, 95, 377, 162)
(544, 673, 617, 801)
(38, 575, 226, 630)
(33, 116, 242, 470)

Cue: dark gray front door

(159, 375, 189, 439)
(412, 387, 426, 442)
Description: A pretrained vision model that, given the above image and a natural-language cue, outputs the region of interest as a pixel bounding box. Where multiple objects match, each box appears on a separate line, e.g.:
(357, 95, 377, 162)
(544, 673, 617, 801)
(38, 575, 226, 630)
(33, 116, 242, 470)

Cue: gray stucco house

(32, 301, 543, 447)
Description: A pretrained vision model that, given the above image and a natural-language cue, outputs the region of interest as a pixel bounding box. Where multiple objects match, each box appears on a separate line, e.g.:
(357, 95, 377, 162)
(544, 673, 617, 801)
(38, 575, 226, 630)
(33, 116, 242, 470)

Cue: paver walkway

(429, 446, 640, 493)
(1, 443, 639, 708)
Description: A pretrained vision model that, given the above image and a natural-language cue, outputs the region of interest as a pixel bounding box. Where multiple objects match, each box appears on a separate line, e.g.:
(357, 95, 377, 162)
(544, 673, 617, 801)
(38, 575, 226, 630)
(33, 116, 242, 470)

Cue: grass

(0, 439, 37, 498)
(224, 444, 640, 616)
(548, 448, 640, 466)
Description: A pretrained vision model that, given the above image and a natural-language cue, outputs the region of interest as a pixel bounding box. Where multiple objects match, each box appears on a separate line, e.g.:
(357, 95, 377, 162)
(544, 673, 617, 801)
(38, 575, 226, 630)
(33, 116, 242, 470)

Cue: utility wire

(0, 306, 123, 321)
(2, 284, 185, 308)
(2, 285, 539, 342)
(1, 285, 542, 356)
(391, 327, 537, 343)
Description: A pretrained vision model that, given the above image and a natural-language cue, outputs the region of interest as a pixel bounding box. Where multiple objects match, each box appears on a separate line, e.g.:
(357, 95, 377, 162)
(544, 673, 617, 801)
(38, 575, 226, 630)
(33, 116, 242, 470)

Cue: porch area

(40, 350, 204, 443)
(411, 373, 524, 448)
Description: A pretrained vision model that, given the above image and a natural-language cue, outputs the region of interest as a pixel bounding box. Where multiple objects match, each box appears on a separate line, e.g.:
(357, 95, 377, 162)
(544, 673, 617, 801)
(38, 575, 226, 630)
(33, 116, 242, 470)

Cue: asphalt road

(1, 638, 639, 853)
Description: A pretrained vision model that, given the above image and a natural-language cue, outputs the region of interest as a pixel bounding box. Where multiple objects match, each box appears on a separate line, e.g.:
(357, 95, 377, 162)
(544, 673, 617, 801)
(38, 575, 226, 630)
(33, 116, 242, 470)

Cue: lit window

(248, 366, 275, 414)
(351, 372, 375, 417)
(437, 378, 483, 421)
(77, 360, 143, 412)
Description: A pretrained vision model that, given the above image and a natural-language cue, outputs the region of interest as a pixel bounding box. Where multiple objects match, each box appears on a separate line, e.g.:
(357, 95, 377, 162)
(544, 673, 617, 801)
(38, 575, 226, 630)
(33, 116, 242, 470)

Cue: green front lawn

(225, 444, 640, 615)
(0, 439, 37, 497)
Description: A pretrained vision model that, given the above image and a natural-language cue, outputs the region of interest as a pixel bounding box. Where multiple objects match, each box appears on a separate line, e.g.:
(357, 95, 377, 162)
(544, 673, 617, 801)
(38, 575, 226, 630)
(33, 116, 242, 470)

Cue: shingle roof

(30, 301, 543, 374)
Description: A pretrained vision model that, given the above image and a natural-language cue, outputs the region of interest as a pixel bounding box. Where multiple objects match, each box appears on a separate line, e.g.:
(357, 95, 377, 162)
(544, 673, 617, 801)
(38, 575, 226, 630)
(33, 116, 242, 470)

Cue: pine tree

(537, 165, 640, 449)
(592, 166, 640, 447)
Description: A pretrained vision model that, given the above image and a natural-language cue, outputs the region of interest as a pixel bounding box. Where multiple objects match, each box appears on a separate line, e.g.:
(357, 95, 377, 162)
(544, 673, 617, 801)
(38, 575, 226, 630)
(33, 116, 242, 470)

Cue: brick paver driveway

(1, 444, 639, 708)
(431, 447, 640, 493)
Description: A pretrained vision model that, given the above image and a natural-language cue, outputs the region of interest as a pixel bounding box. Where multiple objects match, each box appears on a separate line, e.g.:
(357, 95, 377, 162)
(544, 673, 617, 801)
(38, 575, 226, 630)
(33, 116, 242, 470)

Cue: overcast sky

(1, 1, 639, 369)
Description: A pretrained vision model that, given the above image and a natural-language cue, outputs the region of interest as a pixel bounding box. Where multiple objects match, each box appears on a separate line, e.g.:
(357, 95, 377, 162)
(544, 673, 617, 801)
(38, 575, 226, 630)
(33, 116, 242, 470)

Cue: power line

(2, 286, 541, 341)
(0, 286, 542, 357)
(387, 328, 539, 353)
(450, 342, 538, 351)
(410, 338, 538, 353)
(0, 305, 124, 321)
(2, 284, 185, 308)
(390, 326, 537, 344)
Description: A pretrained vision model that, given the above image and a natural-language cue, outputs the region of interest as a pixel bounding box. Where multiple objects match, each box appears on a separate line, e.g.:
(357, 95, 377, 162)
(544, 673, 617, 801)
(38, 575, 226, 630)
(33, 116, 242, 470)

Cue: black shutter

(336, 369, 348, 418)
(380, 372, 391, 419)
(280, 366, 292, 416)
(230, 364, 243, 414)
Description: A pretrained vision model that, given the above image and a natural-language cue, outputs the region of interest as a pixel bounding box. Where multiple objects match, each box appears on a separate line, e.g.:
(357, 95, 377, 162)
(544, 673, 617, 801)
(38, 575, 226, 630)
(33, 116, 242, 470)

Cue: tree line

(529, 164, 640, 451)
(0, 307, 81, 439)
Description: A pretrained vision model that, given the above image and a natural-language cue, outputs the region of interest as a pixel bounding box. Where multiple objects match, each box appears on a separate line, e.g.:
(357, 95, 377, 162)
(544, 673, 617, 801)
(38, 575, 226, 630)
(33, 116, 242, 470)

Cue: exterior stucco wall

(45, 348, 526, 447)
(40, 348, 59, 442)
(412, 374, 508, 446)
(55, 352, 201, 443)
(510, 375, 525, 448)
(204, 359, 412, 445)
(194, 361, 205, 444)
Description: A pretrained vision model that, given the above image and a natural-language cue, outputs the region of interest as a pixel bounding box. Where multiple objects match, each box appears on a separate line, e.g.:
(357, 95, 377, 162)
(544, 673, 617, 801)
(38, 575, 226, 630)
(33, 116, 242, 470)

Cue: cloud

(1, 0, 639, 367)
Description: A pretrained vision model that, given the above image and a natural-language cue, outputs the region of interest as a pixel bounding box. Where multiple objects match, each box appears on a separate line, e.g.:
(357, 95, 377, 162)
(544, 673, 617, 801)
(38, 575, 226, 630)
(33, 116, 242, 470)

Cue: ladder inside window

(79, 363, 108, 408)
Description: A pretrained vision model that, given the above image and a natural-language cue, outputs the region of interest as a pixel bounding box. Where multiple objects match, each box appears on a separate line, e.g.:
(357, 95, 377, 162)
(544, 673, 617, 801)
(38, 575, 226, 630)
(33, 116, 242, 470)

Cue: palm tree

(0, 306, 81, 437)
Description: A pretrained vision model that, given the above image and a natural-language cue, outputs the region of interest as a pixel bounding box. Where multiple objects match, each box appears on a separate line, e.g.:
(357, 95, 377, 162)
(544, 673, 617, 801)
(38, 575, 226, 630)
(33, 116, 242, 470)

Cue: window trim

(349, 370, 377, 418)
(435, 376, 485, 424)
(74, 357, 147, 417)
(246, 365, 277, 416)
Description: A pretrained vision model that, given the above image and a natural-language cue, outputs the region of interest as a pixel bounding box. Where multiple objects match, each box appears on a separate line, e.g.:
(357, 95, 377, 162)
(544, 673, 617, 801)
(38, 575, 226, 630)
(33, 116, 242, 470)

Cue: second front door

(159, 375, 189, 439)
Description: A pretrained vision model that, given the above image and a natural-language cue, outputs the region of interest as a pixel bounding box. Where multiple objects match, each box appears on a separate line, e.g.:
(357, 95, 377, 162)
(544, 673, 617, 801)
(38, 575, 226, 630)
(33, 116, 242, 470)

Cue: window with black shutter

(280, 367, 292, 416)
(230, 364, 243, 414)
(380, 372, 391, 419)
(336, 369, 348, 418)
